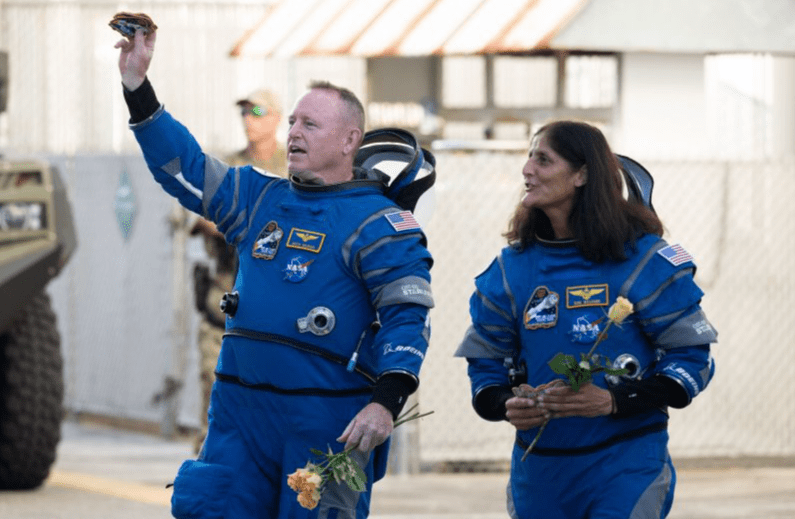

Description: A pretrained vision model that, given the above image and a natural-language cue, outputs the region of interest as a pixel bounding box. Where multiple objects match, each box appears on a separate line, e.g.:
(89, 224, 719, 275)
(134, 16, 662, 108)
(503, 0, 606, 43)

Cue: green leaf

(347, 461, 367, 493)
(548, 353, 576, 375)
(567, 366, 593, 392)
(603, 368, 629, 376)
(330, 463, 346, 484)
(310, 449, 325, 457)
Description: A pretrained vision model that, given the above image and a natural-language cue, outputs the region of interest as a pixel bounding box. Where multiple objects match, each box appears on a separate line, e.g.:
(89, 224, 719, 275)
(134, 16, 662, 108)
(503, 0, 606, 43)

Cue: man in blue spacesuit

(115, 29, 433, 519)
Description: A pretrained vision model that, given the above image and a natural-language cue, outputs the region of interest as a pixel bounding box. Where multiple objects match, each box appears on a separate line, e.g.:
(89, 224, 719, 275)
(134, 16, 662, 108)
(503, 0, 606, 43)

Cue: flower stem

(521, 419, 549, 462)
(393, 410, 434, 428)
(585, 320, 613, 359)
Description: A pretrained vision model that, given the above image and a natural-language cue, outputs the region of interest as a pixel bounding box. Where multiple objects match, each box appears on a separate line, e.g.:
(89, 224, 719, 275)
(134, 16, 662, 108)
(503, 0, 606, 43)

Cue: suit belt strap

(516, 421, 668, 457)
(223, 327, 378, 383)
(214, 372, 373, 397)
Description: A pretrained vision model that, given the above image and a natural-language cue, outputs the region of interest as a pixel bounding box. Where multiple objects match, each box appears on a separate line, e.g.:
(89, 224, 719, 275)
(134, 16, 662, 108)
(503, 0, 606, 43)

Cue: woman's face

(521, 133, 586, 217)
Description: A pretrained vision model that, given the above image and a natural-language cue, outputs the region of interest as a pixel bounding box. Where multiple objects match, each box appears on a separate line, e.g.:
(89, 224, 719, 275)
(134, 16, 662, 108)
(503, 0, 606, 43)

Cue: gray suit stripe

(620, 239, 667, 297)
(217, 167, 241, 229)
(355, 234, 420, 280)
(497, 253, 518, 320)
(202, 155, 230, 215)
(634, 268, 695, 313)
(232, 180, 279, 245)
(637, 308, 687, 328)
(160, 157, 203, 201)
(160, 157, 181, 177)
(476, 289, 514, 324)
(225, 210, 248, 245)
(507, 480, 519, 519)
(342, 207, 401, 268)
(629, 458, 673, 519)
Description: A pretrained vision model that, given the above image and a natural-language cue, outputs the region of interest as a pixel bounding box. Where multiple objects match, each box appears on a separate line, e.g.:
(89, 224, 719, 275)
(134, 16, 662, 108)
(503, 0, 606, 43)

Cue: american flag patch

(657, 243, 693, 266)
(385, 211, 421, 231)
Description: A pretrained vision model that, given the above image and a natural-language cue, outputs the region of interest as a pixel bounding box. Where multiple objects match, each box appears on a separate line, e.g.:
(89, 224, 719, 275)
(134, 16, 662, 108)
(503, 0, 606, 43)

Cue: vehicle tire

(0, 292, 63, 490)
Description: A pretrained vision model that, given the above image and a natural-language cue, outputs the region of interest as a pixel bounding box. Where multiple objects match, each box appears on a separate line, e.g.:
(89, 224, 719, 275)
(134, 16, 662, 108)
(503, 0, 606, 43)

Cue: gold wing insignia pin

(295, 232, 319, 242)
(570, 287, 605, 301)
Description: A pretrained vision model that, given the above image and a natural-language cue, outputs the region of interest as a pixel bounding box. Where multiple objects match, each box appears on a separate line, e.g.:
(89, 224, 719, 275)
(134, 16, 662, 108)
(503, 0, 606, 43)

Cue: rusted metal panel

(491, 0, 590, 52)
(232, 0, 795, 58)
(395, 0, 486, 56)
(348, 0, 440, 56)
(441, 0, 532, 55)
(232, 0, 589, 57)
(303, 0, 393, 55)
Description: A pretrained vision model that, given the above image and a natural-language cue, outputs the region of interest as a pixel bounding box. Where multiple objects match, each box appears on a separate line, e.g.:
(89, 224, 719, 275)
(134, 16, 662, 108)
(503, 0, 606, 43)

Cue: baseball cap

(236, 89, 281, 115)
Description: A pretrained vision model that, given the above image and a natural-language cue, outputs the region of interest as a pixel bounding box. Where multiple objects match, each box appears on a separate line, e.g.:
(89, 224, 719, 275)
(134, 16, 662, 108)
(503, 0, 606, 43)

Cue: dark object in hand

(109, 12, 158, 38)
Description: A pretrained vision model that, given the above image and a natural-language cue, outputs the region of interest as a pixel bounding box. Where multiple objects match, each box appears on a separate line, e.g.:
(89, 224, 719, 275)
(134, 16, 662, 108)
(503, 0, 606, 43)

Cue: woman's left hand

(536, 382, 614, 418)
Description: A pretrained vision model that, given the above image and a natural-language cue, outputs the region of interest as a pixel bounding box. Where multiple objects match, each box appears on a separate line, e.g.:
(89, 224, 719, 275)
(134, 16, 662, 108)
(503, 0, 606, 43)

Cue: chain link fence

(415, 148, 795, 465)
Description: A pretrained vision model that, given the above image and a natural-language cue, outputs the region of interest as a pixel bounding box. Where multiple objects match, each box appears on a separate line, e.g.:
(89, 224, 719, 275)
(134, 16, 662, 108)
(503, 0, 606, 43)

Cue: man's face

(240, 102, 280, 144)
(286, 88, 354, 181)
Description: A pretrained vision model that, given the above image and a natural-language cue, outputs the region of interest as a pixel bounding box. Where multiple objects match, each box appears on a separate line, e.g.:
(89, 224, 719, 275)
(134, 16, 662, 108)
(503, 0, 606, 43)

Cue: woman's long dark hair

(505, 121, 663, 262)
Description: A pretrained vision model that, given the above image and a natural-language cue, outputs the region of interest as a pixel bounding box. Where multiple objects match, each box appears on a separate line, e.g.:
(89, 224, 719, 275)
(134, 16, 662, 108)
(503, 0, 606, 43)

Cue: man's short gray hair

(308, 80, 365, 136)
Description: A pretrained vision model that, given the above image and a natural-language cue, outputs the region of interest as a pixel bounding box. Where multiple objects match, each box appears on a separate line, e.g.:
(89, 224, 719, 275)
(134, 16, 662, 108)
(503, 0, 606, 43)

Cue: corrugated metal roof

(230, 0, 590, 57)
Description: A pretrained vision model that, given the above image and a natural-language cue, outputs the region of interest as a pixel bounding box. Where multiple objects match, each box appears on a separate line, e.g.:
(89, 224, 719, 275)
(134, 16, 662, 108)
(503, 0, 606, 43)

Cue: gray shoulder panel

(373, 276, 434, 309)
(655, 309, 718, 349)
(454, 325, 515, 359)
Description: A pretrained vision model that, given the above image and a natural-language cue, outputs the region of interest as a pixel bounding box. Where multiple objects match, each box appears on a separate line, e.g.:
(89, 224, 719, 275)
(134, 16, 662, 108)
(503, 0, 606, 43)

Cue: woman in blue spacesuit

(455, 121, 717, 519)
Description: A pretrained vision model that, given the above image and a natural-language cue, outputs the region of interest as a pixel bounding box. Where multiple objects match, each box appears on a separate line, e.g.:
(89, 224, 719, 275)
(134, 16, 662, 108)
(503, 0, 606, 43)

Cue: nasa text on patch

(523, 286, 559, 330)
(252, 220, 283, 260)
(284, 256, 314, 283)
(286, 228, 326, 253)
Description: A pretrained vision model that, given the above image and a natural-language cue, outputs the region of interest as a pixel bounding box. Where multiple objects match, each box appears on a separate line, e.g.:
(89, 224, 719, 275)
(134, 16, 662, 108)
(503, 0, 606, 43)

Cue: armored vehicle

(0, 49, 78, 489)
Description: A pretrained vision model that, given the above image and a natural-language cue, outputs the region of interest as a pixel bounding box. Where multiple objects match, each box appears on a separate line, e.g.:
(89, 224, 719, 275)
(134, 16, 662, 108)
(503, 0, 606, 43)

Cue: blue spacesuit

(456, 234, 717, 519)
(131, 106, 433, 518)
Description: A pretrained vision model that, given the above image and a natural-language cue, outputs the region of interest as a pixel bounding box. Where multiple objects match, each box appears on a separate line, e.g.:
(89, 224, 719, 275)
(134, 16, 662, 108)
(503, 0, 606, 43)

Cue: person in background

(190, 88, 287, 453)
(455, 120, 717, 519)
(225, 88, 287, 173)
(116, 27, 433, 518)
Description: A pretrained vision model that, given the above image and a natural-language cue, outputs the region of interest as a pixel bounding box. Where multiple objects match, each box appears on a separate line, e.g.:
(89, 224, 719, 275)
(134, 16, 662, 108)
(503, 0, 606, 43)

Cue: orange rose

(297, 488, 321, 509)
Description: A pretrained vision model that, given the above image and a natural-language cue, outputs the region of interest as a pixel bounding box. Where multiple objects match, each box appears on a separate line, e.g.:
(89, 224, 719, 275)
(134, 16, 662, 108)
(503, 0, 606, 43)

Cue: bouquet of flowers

(287, 404, 433, 509)
(519, 296, 634, 461)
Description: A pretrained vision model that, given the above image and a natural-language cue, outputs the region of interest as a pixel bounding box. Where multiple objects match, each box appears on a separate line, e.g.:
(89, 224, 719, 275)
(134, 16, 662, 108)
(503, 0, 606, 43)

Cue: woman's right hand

(505, 394, 550, 430)
(505, 379, 565, 430)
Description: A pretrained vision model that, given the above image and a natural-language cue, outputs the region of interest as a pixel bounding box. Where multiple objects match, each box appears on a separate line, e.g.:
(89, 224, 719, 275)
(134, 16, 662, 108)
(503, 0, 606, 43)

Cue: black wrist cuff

(611, 375, 686, 417)
(370, 373, 416, 420)
(473, 385, 513, 422)
(123, 76, 160, 124)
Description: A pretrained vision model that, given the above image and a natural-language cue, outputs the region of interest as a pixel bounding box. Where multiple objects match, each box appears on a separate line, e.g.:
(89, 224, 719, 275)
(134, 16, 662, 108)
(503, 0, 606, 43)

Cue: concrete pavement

(44, 419, 795, 518)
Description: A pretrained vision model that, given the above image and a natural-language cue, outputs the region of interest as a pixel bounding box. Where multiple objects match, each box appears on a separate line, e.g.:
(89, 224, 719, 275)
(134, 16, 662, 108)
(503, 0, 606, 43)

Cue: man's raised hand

(114, 27, 156, 91)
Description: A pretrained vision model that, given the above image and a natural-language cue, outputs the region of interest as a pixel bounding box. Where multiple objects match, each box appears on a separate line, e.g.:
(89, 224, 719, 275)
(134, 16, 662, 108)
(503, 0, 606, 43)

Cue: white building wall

(770, 57, 795, 159)
(618, 52, 708, 159)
